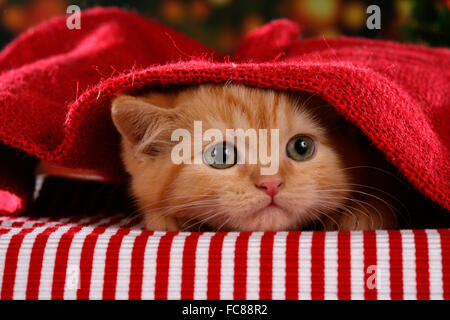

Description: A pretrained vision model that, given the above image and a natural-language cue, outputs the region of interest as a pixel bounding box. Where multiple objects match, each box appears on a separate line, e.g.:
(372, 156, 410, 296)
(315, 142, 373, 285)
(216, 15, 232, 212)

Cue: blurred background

(0, 0, 448, 52)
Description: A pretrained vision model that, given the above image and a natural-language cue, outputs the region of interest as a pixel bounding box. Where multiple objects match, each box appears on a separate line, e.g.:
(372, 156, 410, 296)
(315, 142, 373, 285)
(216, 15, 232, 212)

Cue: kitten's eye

(286, 135, 316, 161)
(203, 142, 237, 169)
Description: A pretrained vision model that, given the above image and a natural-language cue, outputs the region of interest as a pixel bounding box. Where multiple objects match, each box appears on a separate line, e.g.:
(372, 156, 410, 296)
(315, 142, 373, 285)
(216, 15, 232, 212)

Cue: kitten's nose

(255, 178, 284, 197)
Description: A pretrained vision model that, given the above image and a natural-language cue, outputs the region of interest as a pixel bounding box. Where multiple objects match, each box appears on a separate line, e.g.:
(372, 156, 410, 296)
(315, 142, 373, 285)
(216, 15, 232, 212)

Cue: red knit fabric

(0, 7, 448, 215)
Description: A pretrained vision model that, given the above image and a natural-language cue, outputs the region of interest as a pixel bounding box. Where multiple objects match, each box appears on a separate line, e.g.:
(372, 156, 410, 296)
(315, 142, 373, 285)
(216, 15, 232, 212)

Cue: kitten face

(111, 85, 369, 231)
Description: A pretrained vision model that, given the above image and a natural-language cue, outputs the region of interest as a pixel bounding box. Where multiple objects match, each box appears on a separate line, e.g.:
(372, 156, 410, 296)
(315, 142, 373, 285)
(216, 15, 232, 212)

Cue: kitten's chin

(225, 205, 299, 232)
(254, 204, 287, 218)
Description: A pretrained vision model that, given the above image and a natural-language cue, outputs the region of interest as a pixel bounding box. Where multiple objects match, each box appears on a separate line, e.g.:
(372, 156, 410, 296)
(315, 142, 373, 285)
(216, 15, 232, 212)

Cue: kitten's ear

(111, 95, 177, 155)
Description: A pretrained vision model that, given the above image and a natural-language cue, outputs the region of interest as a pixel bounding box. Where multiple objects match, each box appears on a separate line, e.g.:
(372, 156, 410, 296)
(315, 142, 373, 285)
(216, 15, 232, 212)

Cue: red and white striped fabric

(0, 214, 449, 300)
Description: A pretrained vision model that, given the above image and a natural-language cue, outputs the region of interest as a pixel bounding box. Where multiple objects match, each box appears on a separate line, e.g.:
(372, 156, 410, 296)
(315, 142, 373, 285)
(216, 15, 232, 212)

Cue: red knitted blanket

(0, 7, 448, 216)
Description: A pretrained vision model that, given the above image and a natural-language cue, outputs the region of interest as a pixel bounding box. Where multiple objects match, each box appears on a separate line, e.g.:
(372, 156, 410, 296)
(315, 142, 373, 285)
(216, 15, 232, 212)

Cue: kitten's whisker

(333, 165, 411, 188)
(318, 196, 388, 230)
(199, 212, 228, 232)
(158, 202, 222, 218)
(140, 198, 218, 214)
(322, 182, 399, 200)
(181, 209, 222, 228)
(309, 200, 345, 227)
(312, 197, 372, 230)
(320, 182, 411, 222)
(137, 194, 216, 209)
(318, 195, 374, 218)
(315, 188, 399, 216)
(307, 207, 335, 231)
(215, 216, 233, 232)
(185, 209, 228, 231)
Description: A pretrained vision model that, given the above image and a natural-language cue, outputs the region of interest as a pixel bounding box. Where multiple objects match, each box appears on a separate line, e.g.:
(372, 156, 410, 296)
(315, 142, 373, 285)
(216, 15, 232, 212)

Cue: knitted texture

(0, 7, 449, 215)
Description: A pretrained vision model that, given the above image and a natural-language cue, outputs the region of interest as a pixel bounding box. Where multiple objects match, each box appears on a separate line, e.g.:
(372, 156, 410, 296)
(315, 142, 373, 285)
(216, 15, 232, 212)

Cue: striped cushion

(0, 214, 448, 300)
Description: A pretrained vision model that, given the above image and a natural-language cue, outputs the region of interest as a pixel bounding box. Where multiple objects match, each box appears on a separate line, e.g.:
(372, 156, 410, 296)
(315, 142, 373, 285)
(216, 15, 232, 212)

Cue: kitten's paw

(144, 214, 180, 231)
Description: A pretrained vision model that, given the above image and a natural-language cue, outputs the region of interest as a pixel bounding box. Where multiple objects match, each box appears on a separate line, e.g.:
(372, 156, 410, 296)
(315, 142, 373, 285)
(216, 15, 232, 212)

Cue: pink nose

(256, 179, 283, 197)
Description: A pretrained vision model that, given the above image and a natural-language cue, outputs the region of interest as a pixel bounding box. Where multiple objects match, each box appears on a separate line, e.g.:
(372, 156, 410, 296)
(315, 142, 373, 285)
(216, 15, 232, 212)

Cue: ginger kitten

(111, 85, 399, 231)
